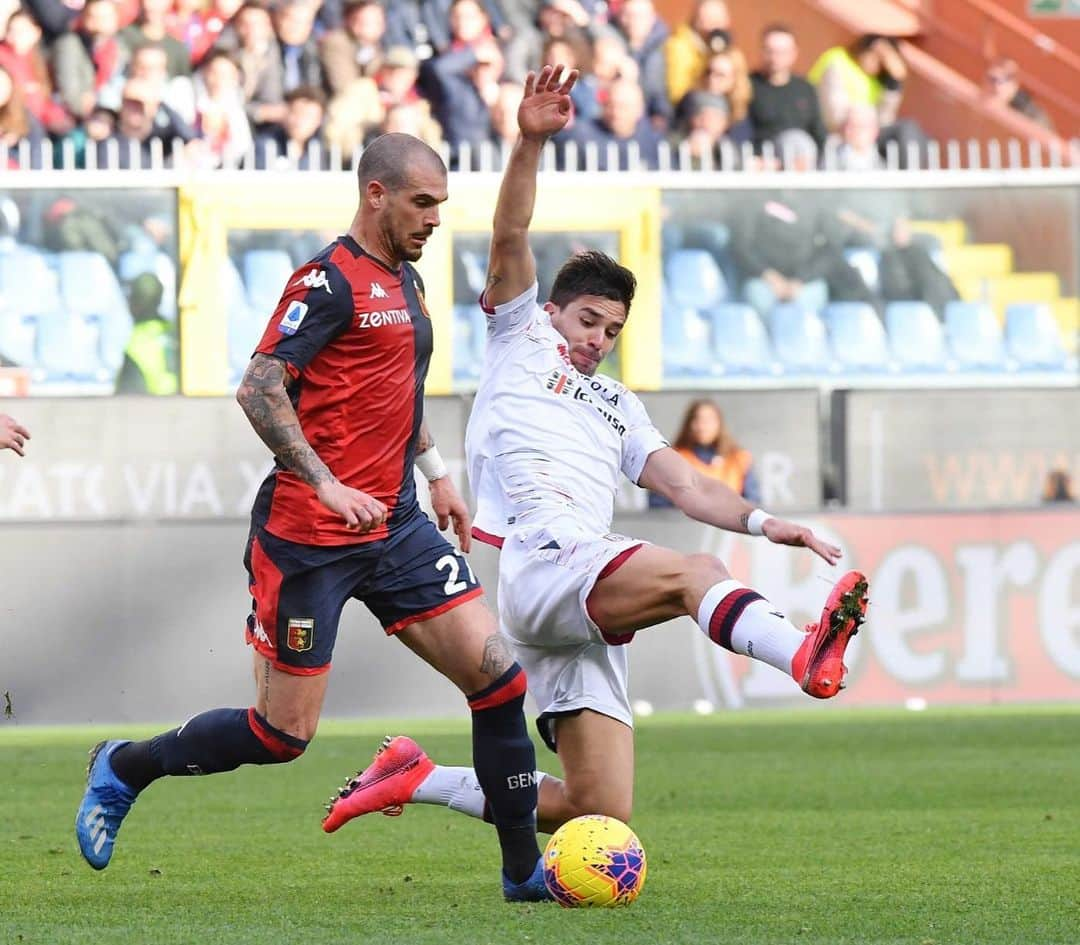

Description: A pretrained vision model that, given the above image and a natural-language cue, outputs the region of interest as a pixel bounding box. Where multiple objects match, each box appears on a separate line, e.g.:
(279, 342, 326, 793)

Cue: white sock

(411, 766, 548, 820)
(696, 579, 806, 675)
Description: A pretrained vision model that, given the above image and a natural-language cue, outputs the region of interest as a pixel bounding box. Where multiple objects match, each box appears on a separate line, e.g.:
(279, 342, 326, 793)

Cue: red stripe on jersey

(255, 239, 431, 546)
(471, 526, 505, 548)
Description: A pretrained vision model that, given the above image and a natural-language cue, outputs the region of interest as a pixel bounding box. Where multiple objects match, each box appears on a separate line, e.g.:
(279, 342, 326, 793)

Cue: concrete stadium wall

(1, 394, 1077, 725)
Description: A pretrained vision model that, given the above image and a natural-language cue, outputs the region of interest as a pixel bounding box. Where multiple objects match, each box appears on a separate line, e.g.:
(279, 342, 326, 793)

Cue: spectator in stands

(273, 0, 323, 95)
(748, 23, 826, 155)
(730, 193, 850, 317)
(692, 47, 750, 123)
(665, 0, 746, 108)
(808, 34, 906, 134)
(101, 41, 197, 126)
(178, 0, 245, 65)
(984, 56, 1053, 131)
(613, 0, 670, 128)
(649, 399, 761, 508)
(671, 91, 737, 169)
(488, 77, 521, 151)
(52, 0, 129, 121)
(222, 2, 285, 130)
(1042, 468, 1076, 504)
(0, 412, 30, 455)
(560, 74, 664, 170)
(373, 99, 443, 149)
(832, 188, 959, 318)
(0, 7, 74, 135)
(253, 83, 328, 168)
(541, 32, 598, 121)
(419, 0, 502, 161)
(320, 0, 387, 97)
(95, 74, 197, 167)
(829, 101, 881, 170)
(192, 48, 253, 167)
(535, 0, 594, 43)
(385, 0, 508, 61)
(115, 271, 178, 395)
(0, 60, 45, 165)
(120, 0, 192, 79)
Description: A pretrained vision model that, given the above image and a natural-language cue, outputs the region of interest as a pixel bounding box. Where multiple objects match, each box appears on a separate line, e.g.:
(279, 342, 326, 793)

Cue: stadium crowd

(0, 0, 1054, 171)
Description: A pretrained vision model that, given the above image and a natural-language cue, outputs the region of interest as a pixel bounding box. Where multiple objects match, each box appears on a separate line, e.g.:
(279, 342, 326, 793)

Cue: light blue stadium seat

(843, 247, 880, 292)
(662, 292, 712, 377)
(945, 301, 1007, 370)
(226, 257, 265, 384)
(57, 251, 134, 376)
(0, 308, 37, 368)
(1005, 303, 1068, 370)
(769, 303, 831, 373)
(243, 249, 295, 318)
(453, 304, 487, 381)
(35, 309, 103, 380)
(0, 246, 73, 376)
(665, 248, 727, 310)
(707, 303, 776, 375)
(824, 303, 890, 372)
(0, 244, 62, 317)
(886, 301, 948, 371)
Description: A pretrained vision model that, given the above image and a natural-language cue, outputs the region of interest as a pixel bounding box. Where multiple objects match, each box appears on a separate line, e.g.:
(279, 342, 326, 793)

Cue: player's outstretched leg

(791, 570, 869, 698)
(695, 568, 868, 698)
(75, 740, 138, 870)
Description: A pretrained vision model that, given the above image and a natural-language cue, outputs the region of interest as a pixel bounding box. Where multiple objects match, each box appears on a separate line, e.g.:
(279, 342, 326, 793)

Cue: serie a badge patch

(286, 617, 315, 652)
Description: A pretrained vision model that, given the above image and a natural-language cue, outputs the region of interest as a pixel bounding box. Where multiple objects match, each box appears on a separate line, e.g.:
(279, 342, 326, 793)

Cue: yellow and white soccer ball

(543, 814, 647, 907)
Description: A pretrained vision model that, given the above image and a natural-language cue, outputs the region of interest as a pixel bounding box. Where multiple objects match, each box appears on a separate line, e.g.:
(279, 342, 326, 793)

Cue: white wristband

(416, 446, 448, 482)
(747, 508, 772, 536)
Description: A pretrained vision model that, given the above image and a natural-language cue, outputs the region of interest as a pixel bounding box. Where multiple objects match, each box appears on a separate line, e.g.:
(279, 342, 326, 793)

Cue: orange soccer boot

(322, 735, 435, 833)
(791, 570, 869, 699)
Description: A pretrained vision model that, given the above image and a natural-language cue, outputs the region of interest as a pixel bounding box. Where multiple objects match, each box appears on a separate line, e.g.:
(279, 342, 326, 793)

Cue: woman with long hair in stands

(650, 399, 761, 507)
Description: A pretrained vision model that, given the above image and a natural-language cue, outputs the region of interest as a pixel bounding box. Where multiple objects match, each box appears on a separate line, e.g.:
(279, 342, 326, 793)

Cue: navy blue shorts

(243, 511, 483, 675)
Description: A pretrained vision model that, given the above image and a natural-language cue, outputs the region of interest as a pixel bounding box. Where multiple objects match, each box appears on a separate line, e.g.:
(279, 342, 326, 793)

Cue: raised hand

(761, 517, 842, 566)
(0, 414, 30, 456)
(518, 64, 579, 143)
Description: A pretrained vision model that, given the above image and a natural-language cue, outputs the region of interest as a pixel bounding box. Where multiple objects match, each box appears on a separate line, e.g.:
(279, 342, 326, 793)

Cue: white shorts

(497, 523, 644, 751)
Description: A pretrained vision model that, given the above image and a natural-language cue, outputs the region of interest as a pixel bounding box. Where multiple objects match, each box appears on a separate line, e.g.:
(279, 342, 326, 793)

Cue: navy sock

(110, 708, 308, 792)
(468, 665, 541, 884)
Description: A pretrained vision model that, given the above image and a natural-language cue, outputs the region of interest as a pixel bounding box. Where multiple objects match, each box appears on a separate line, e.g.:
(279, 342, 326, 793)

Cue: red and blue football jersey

(251, 235, 432, 546)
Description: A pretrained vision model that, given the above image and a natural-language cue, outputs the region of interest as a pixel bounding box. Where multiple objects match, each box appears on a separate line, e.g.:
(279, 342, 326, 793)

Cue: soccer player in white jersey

(323, 66, 870, 888)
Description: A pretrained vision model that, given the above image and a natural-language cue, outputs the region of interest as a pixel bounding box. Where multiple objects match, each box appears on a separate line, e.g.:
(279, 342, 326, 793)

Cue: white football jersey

(465, 282, 668, 542)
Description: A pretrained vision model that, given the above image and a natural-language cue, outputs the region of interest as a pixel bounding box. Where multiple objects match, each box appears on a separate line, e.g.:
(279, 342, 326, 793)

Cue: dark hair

(286, 84, 326, 108)
(549, 250, 636, 314)
(357, 131, 445, 191)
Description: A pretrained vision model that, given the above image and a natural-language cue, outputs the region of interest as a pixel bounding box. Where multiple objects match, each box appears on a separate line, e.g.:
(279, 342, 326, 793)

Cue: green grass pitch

(2, 706, 1078, 945)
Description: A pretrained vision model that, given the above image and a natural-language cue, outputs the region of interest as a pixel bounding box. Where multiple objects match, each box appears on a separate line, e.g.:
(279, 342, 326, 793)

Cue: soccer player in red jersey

(75, 133, 548, 900)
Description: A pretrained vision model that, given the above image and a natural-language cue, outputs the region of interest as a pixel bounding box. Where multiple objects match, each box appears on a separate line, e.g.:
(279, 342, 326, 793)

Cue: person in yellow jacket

(649, 398, 761, 507)
(808, 34, 906, 133)
(664, 0, 750, 112)
(116, 271, 179, 395)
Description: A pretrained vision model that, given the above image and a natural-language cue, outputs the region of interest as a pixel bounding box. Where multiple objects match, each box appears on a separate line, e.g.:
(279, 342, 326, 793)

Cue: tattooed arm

(416, 417, 435, 455)
(236, 354, 387, 531)
(236, 354, 333, 488)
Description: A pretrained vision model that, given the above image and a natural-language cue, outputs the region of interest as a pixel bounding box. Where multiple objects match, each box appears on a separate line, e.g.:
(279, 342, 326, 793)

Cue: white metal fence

(4, 135, 1080, 173)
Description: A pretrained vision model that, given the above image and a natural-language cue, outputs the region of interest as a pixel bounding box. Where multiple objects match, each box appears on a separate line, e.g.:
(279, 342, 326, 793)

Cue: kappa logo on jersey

(278, 300, 309, 336)
(369, 281, 389, 299)
(294, 268, 333, 294)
